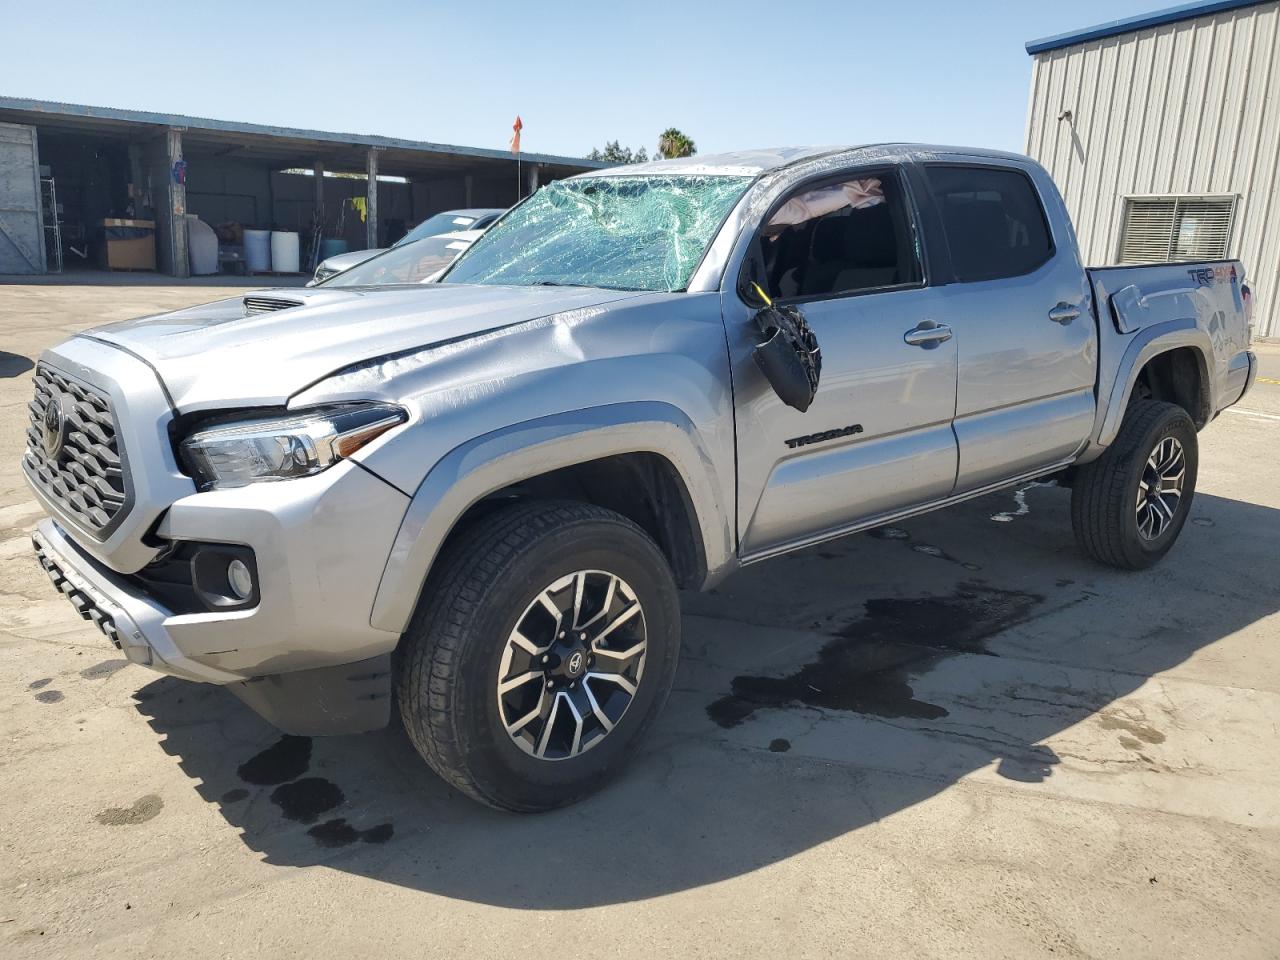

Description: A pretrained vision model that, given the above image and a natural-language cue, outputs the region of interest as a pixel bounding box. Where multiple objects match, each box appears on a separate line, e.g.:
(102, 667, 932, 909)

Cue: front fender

(369, 400, 734, 635)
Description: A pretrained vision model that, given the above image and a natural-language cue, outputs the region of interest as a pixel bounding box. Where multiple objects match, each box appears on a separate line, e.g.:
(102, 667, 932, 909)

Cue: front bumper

(30, 459, 411, 730)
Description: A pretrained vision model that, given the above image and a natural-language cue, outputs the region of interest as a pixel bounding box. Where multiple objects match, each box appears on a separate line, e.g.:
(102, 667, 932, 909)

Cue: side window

(925, 165, 1053, 282)
(758, 171, 921, 301)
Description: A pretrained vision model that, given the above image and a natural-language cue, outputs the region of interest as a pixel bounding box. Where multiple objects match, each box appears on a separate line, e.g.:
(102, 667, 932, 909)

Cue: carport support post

(464, 174, 473, 207)
(159, 126, 189, 278)
(365, 148, 379, 249)
(312, 160, 324, 216)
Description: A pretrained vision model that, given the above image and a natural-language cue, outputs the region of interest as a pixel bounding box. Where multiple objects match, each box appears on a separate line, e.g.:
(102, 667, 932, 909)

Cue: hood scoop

(244, 295, 304, 315)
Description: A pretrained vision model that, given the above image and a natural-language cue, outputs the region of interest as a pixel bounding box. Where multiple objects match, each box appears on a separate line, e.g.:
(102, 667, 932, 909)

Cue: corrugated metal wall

(1025, 1, 1280, 338)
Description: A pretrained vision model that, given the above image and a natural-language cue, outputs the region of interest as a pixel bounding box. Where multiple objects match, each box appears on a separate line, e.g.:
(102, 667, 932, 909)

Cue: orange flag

(509, 115, 523, 154)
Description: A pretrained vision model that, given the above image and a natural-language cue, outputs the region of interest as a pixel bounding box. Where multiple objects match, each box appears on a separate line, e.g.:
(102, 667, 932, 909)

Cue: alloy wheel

(496, 570, 647, 761)
(1136, 436, 1186, 540)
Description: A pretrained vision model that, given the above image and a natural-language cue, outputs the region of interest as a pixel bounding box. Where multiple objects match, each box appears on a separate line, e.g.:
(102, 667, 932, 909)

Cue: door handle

(1049, 302, 1080, 324)
(904, 320, 952, 347)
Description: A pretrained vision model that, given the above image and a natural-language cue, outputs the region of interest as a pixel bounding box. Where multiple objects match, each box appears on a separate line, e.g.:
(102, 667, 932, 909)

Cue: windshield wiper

(533, 280, 594, 288)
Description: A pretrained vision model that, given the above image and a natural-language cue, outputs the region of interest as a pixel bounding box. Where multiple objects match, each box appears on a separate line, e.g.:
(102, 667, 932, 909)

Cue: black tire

(1071, 400, 1198, 570)
(395, 499, 681, 812)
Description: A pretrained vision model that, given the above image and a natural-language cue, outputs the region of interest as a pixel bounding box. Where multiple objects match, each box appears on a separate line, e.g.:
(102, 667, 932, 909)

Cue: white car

(309, 208, 504, 285)
(316, 229, 483, 286)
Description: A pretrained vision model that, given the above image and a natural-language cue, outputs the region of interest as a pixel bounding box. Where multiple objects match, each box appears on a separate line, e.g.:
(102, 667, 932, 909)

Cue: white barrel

(270, 230, 300, 273)
(244, 229, 271, 272)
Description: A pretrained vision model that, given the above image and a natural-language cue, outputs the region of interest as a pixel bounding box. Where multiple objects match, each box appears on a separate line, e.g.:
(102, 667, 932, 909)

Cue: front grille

(24, 364, 128, 537)
(243, 296, 302, 314)
(33, 538, 122, 649)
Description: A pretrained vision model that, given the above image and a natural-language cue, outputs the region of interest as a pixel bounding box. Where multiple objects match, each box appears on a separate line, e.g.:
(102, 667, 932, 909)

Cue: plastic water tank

(270, 231, 301, 273)
(320, 237, 349, 259)
(244, 229, 271, 272)
(186, 216, 219, 275)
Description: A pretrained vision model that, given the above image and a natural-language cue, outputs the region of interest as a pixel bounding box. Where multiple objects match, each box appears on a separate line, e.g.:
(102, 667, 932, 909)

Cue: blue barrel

(320, 238, 349, 259)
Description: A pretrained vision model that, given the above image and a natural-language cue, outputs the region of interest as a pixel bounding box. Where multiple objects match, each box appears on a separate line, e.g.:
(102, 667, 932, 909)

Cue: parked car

(25, 145, 1257, 813)
(308, 207, 503, 284)
(320, 230, 481, 286)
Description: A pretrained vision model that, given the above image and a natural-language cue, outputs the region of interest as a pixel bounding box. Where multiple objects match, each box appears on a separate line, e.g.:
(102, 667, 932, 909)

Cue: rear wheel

(396, 500, 680, 812)
(1070, 400, 1198, 569)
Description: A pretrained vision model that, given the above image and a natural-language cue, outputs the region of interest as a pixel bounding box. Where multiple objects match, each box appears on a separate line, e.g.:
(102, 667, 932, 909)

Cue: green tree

(657, 128, 696, 159)
(586, 140, 649, 164)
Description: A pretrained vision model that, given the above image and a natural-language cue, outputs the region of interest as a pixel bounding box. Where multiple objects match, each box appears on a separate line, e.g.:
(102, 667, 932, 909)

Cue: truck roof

(572, 144, 1034, 179)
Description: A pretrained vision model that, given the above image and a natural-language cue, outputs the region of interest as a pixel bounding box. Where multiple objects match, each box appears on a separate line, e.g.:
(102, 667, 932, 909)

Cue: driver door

(728, 165, 959, 558)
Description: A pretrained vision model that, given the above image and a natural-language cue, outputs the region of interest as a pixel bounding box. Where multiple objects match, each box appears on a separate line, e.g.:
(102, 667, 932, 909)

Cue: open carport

(0, 96, 601, 277)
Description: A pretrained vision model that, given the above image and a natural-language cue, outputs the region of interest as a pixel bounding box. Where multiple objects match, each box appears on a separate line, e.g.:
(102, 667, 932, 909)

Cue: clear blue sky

(1, 0, 1166, 159)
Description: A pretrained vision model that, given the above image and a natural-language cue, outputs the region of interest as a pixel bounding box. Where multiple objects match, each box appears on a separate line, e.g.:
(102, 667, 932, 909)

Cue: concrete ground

(2, 281, 1279, 960)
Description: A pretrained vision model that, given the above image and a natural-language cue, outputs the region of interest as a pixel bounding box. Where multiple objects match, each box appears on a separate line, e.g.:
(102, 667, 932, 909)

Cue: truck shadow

(133, 486, 1279, 908)
(0, 351, 34, 378)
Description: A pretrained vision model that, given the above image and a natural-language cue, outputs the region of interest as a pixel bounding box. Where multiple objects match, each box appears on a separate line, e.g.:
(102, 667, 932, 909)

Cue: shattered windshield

(441, 175, 751, 292)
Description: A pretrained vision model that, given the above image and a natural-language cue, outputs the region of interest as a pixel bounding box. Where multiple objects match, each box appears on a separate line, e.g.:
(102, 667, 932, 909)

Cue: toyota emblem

(41, 391, 70, 460)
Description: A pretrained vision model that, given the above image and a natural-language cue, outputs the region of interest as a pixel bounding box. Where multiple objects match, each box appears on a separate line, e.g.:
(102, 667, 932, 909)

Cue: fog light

(227, 558, 254, 600)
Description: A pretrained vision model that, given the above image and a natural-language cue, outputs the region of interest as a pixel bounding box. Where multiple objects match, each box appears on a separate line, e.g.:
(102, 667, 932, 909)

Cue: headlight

(179, 403, 406, 490)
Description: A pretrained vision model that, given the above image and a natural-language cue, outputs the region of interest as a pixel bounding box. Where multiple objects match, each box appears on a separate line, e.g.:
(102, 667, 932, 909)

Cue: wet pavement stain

(80, 659, 130, 680)
(768, 738, 792, 753)
(34, 690, 64, 704)
(707, 583, 1043, 728)
(868, 526, 981, 570)
(96, 794, 163, 826)
(270, 777, 344, 824)
(28, 678, 52, 690)
(1099, 712, 1166, 745)
(229, 737, 394, 846)
(237, 735, 313, 785)
(307, 818, 394, 848)
(868, 526, 910, 540)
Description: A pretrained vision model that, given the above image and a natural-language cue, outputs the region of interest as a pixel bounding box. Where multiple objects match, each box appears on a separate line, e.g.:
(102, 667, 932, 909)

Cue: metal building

(1025, 0, 1280, 338)
(0, 97, 602, 278)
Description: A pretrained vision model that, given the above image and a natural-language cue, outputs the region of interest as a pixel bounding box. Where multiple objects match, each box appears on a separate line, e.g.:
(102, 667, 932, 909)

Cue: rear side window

(925, 165, 1053, 282)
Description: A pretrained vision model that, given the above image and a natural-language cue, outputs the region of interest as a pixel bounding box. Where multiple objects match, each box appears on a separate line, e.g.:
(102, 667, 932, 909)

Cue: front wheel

(1071, 400, 1199, 569)
(395, 500, 681, 812)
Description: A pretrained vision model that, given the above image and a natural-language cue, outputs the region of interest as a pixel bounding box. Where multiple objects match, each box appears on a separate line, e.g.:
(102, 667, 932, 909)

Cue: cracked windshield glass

(442, 175, 751, 292)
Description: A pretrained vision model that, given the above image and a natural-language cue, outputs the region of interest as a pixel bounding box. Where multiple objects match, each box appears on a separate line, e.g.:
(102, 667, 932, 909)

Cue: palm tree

(657, 128, 697, 159)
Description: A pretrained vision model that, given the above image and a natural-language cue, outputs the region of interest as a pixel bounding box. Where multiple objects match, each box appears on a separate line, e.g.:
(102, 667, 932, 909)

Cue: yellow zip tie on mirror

(750, 281, 773, 307)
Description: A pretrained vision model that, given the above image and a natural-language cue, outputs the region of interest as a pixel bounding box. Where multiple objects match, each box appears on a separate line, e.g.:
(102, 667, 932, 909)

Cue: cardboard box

(99, 219, 156, 271)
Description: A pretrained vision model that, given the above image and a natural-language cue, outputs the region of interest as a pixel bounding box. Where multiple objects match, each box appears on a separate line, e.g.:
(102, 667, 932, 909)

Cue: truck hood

(81, 284, 647, 411)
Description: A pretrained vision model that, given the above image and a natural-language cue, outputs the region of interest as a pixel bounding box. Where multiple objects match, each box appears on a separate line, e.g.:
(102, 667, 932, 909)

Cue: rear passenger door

(731, 165, 960, 558)
(915, 162, 1097, 491)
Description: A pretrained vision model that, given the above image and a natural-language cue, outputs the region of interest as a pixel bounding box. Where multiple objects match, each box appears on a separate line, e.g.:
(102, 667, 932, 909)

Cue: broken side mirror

(737, 243, 821, 412)
(748, 282, 821, 413)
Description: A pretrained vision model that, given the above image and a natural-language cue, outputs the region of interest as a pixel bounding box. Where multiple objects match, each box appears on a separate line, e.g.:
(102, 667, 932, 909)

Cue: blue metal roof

(1026, 0, 1270, 54)
(0, 95, 607, 170)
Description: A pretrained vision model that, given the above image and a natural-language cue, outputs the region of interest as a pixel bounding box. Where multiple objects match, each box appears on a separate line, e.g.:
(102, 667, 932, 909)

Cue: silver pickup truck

(24, 145, 1258, 811)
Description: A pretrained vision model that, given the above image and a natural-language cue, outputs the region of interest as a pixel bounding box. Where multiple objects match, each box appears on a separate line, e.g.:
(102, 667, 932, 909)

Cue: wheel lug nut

(579, 632, 586, 642)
